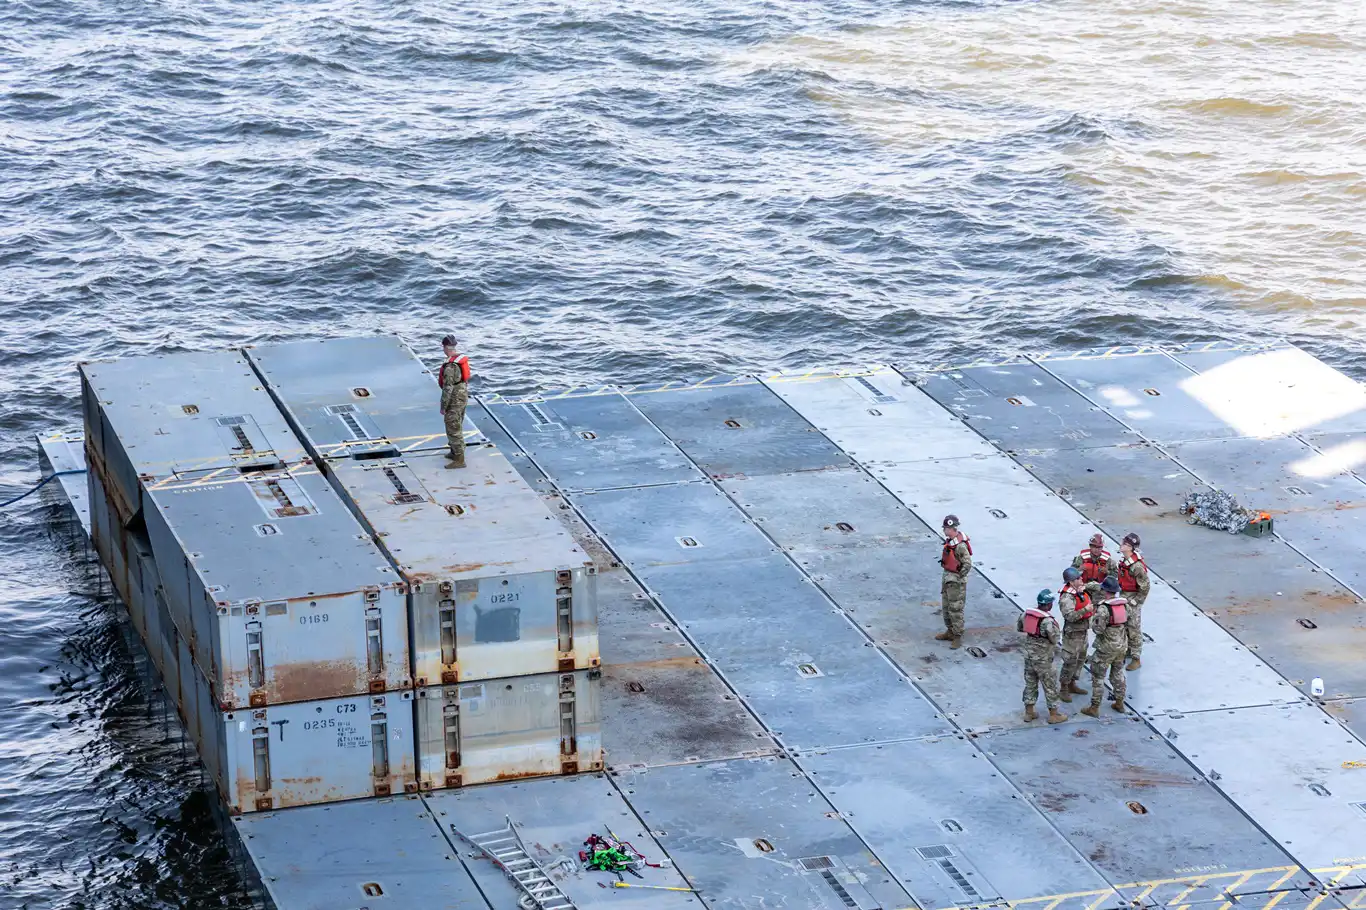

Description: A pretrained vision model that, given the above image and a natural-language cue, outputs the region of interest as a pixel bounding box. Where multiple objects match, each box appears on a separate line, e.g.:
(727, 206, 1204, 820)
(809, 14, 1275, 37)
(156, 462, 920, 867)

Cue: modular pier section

(40, 340, 1366, 910)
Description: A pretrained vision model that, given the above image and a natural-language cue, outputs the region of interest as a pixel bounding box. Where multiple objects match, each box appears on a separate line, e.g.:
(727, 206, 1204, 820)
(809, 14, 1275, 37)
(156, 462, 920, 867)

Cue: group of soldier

(936, 516, 1151, 725)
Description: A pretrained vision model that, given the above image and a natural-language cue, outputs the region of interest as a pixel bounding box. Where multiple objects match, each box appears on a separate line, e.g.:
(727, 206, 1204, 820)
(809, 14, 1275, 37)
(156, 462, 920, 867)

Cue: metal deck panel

(246, 336, 486, 458)
(37, 430, 91, 532)
(762, 369, 999, 464)
(1039, 352, 1256, 443)
(466, 400, 554, 493)
(1169, 346, 1366, 441)
(795, 737, 1118, 909)
(1018, 444, 1366, 699)
(980, 719, 1306, 902)
(573, 481, 780, 566)
(1163, 437, 1366, 593)
(487, 392, 697, 492)
(628, 380, 856, 477)
(871, 457, 1299, 716)
(1162, 703, 1366, 871)
(425, 773, 699, 908)
(234, 796, 491, 910)
(917, 362, 1136, 451)
(1325, 698, 1366, 745)
(615, 756, 919, 909)
(639, 558, 953, 749)
(718, 468, 1063, 731)
(595, 567, 773, 768)
(81, 350, 305, 476)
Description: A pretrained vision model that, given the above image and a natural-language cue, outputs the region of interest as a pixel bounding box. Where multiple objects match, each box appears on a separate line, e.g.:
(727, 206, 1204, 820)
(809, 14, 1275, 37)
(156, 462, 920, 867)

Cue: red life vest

(1022, 608, 1051, 637)
(1062, 586, 1093, 621)
(439, 354, 470, 386)
(1104, 596, 1128, 625)
(1077, 548, 1111, 584)
(941, 536, 972, 573)
(1118, 554, 1147, 592)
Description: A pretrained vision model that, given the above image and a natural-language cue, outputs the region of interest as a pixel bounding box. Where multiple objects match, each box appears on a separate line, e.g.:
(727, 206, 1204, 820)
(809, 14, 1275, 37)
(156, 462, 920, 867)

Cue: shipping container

(415, 668, 602, 790)
(126, 524, 159, 641)
(244, 336, 485, 460)
(200, 679, 417, 814)
(328, 449, 599, 684)
(141, 465, 412, 709)
(79, 351, 303, 528)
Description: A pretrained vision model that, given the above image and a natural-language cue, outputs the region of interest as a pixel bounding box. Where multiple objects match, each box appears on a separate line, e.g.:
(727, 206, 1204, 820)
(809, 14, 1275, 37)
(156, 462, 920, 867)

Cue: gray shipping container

(329, 450, 599, 684)
(244, 336, 485, 460)
(198, 674, 417, 814)
(79, 351, 302, 528)
(141, 465, 412, 709)
(415, 669, 603, 790)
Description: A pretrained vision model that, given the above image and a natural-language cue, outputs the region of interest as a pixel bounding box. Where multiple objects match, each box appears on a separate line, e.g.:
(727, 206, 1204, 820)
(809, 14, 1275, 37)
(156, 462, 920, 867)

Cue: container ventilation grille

(799, 856, 835, 871)
(915, 844, 955, 860)
(327, 403, 373, 440)
(382, 468, 424, 505)
(523, 403, 559, 427)
(853, 376, 896, 403)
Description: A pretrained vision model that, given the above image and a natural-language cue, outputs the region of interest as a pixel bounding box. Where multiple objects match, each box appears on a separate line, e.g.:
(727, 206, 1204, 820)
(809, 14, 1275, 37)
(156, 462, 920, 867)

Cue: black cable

(0, 469, 86, 508)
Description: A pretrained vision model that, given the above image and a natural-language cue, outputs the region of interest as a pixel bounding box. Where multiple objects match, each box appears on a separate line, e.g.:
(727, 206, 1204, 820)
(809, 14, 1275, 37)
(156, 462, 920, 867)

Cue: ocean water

(1, 0, 1362, 905)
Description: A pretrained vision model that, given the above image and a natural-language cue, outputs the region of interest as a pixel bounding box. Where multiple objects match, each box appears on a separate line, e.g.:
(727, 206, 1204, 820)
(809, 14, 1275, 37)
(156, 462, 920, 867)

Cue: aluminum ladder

(450, 816, 579, 910)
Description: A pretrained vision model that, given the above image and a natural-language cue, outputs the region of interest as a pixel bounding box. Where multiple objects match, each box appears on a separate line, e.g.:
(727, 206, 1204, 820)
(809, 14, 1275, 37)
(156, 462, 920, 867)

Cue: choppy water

(1, 0, 1362, 905)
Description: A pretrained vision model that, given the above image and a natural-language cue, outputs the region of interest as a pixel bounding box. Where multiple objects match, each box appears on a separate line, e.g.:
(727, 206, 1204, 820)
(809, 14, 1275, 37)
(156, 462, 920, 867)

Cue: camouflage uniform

(940, 539, 972, 640)
(1088, 598, 1128, 708)
(1119, 553, 1151, 660)
(1057, 586, 1091, 692)
(1017, 611, 1062, 711)
(1071, 551, 1117, 589)
(440, 358, 469, 464)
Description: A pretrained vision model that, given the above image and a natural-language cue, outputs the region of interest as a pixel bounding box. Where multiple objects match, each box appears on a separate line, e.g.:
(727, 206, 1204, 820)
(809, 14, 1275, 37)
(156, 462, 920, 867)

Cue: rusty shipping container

(245, 338, 601, 684)
(141, 465, 412, 710)
(189, 666, 417, 814)
(414, 668, 603, 791)
(79, 351, 302, 530)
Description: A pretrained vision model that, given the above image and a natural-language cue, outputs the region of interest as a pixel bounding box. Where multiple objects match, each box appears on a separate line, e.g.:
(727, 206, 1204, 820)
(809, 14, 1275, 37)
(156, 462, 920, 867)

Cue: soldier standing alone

(438, 334, 471, 469)
(1082, 577, 1129, 717)
(1018, 589, 1067, 724)
(1118, 532, 1151, 670)
(1057, 567, 1093, 702)
(935, 515, 971, 650)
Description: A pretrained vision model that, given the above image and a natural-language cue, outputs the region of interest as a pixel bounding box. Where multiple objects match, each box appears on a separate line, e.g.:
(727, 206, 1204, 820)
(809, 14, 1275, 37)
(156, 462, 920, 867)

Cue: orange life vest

(1022, 608, 1051, 637)
(1118, 554, 1147, 592)
(439, 354, 470, 386)
(1103, 596, 1128, 625)
(1077, 548, 1111, 584)
(1062, 585, 1093, 621)
(941, 536, 972, 573)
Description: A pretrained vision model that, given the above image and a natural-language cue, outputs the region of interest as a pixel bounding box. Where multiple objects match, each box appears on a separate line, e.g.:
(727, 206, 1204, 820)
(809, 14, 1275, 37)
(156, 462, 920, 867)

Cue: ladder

(450, 816, 579, 910)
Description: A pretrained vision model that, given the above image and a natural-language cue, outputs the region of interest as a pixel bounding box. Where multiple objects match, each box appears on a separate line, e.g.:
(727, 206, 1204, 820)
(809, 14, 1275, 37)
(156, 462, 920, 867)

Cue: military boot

(1126, 657, 1141, 671)
(1080, 704, 1100, 718)
(1023, 705, 1038, 722)
(949, 638, 962, 650)
(1059, 683, 1073, 703)
(934, 631, 953, 641)
(1111, 700, 1126, 713)
(1047, 708, 1068, 724)
(1067, 681, 1087, 695)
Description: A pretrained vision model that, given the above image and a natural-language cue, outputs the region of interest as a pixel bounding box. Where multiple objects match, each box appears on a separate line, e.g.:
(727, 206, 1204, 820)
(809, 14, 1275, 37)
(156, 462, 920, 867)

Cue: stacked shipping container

(78, 338, 602, 814)
(246, 337, 603, 788)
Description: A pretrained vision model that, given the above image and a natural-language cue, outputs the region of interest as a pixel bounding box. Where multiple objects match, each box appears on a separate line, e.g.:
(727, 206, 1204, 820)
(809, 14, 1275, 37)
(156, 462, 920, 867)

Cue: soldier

(1071, 533, 1116, 594)
(934, 515, 972, 650)
(437, 335, 471, 469)
(1118, 532, 1151, 670)
(1057, 566, 1093, 702)
(1081, 577, 1129, 717)
(1018, 589, 1067, 724)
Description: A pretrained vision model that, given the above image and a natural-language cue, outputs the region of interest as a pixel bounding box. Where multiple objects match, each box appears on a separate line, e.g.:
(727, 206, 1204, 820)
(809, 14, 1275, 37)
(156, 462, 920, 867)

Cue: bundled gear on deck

(1181, 489, 1252, 534)
(581, 831, 661, 880)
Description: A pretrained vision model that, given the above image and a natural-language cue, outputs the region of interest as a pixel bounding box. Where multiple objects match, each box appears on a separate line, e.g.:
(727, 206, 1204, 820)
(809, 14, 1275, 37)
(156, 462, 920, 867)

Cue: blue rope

(1, 469, 87, 508)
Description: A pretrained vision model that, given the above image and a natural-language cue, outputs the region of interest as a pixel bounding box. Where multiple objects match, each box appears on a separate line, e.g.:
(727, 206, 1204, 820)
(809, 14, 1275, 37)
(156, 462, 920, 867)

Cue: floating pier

(40, 340, 1366, 910)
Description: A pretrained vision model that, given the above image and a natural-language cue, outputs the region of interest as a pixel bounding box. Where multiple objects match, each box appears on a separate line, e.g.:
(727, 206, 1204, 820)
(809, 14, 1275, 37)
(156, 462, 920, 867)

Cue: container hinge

(246, 621, 265, 691)
(365, 607, 384, 682)
(556, 569, 574, 656)
(439, 599, 457, 668)
(252, 726, 271, 793)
